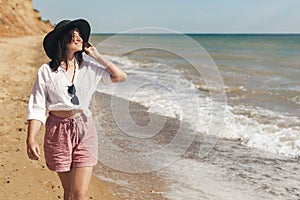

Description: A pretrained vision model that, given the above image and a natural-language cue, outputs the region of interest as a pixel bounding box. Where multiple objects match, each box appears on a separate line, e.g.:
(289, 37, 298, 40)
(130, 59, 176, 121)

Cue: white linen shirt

(27, 59, 112, 124)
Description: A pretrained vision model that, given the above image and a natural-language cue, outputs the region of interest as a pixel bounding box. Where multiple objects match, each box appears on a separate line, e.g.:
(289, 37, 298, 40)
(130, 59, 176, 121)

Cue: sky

(32, 0, 300, 34)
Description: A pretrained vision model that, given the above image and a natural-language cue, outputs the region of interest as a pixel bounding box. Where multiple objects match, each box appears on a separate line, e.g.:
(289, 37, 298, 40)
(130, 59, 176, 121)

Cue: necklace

(63, 59, 76, 83)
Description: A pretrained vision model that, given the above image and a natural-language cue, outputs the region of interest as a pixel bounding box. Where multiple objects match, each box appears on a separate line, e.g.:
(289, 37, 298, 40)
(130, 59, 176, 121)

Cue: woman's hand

(83, 42, 99, 58)
(26, 119, 42, 160)
(26, 140, 41, 160)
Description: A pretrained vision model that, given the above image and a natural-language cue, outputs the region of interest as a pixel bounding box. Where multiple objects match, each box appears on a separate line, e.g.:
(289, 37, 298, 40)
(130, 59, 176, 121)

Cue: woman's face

(66, 29, 83, 55)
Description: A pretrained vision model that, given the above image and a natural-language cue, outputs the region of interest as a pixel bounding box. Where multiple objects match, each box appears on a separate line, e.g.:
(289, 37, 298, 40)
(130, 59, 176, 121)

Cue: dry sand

(0, 35, 112, 199)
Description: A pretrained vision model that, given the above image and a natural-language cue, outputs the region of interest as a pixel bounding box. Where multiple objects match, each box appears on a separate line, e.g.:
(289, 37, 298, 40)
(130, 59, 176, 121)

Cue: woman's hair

(49, 28, 83, 71)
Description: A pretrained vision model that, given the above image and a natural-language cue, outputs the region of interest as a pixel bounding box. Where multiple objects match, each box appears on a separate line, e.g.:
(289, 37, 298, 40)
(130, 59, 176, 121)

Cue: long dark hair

(49, 28, 83, 71)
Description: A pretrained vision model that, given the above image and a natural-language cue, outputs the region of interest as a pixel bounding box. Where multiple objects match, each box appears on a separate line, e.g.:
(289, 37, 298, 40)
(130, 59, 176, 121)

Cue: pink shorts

(44, 113, 98, 172)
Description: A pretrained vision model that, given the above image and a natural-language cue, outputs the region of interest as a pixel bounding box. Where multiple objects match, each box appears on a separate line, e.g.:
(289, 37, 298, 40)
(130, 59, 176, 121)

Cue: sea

(88, 33, 300, 199)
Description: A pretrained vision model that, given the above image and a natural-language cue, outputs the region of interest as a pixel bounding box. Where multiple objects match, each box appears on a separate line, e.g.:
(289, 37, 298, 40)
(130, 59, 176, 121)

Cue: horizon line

(91, 32, 300, 35)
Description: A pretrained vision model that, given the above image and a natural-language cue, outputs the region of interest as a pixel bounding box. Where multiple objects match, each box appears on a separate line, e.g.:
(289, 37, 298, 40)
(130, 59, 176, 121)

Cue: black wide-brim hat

(43, 19, 91, 59)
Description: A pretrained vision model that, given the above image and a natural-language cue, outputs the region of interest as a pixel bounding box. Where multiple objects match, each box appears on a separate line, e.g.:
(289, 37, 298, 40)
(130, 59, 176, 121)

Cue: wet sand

(93, 92, 300, 200)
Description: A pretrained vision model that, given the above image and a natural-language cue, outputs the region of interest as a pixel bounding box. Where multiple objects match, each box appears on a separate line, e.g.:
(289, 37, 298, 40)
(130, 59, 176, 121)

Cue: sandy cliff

(0, 0, 52, 37)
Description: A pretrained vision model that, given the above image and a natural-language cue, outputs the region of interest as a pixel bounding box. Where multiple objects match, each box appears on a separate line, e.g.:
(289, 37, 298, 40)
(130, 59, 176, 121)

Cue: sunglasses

(68, 84, 79, 105)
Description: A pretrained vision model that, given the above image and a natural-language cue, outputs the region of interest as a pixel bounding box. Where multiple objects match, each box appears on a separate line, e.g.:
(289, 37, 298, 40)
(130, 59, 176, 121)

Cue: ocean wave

(195, 83, 246, 93)
(221, 105, 300, 157)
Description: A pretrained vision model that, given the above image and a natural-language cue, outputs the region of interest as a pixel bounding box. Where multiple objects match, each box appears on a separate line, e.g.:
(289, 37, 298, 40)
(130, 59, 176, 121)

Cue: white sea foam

(221, 106, 300, 157)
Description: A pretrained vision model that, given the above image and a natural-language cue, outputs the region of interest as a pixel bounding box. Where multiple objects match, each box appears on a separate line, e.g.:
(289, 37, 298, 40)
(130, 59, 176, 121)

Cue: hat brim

(43, 19, 91, 59)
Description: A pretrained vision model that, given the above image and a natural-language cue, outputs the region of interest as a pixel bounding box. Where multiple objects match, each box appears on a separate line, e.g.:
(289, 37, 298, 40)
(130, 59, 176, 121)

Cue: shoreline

(0, 35, 112, 199)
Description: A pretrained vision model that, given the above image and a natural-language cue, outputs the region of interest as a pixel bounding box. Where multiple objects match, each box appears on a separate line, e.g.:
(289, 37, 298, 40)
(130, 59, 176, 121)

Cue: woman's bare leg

(57, 171, 72, 200)
(71, 167, 93, 200)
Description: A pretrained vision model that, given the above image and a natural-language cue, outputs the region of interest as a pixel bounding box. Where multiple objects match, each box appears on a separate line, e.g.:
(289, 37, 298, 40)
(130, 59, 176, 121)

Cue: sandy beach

(0, 35, 112, 199)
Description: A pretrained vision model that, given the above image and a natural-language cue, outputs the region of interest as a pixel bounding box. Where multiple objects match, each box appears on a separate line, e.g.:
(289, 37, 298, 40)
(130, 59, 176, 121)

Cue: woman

(26, 19, 127, 200)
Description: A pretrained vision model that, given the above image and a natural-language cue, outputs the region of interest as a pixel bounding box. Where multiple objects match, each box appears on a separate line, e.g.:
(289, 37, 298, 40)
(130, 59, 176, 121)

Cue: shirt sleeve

(27, 66, 47, 124)
(101, 68, 113, 84)
(86, 59, 113, 85)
